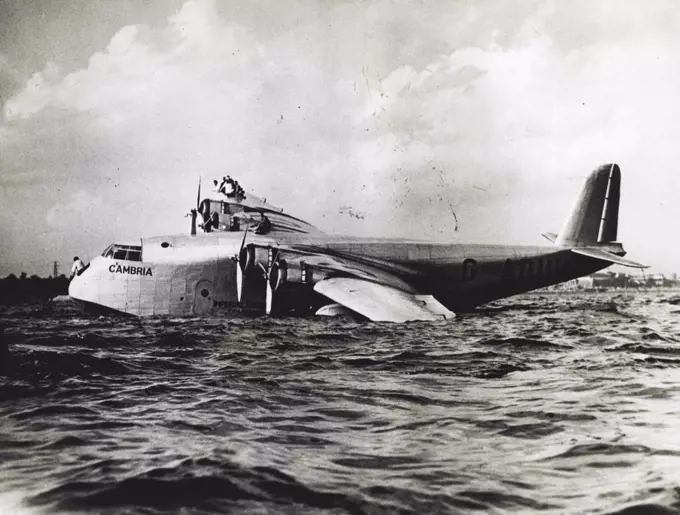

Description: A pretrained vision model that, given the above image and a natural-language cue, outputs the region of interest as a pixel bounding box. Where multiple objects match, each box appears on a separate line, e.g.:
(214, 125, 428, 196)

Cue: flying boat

(69, 163, 647, 322)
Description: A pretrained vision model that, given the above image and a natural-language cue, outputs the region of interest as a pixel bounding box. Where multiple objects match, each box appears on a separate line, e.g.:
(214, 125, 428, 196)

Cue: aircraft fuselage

(69, 231, 608, 317)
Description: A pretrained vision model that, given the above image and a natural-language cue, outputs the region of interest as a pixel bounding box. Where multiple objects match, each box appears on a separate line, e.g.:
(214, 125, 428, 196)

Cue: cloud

(3, 62, 62, 121)
(46, 190, 105, 231)
(0, 52, 22, 103)
(1, 0, 680, 274)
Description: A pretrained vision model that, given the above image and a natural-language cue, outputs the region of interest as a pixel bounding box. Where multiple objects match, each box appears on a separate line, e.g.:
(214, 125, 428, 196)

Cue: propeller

(256, 262, 274, 315)
(257, 248, 280, 315)
(232, 213, 281, 314)
(236, 226, 249, 303)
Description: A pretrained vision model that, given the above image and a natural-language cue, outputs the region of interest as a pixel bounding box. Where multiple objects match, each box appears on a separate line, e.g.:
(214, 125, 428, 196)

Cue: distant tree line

(0, 273, 69, 305)
(599, 273, 679, 289)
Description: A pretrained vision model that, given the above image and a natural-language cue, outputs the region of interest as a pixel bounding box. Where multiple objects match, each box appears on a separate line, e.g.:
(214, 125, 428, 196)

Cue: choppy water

(2, 291, 680, 515)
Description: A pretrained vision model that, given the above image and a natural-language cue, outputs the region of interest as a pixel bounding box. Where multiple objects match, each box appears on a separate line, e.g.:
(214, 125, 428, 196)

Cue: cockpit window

(102, 244, 143, 262)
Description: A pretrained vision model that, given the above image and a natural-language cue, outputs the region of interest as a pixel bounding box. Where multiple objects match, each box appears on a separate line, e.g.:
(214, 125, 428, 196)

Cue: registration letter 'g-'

(462, 258, 477, 281)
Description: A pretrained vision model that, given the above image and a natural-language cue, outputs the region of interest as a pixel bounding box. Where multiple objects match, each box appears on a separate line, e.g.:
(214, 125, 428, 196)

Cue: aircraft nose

(68, 273, 84, 300)
(68, 267, 93, 302)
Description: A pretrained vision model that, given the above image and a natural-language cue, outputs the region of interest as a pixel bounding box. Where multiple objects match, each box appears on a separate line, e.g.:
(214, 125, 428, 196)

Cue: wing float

(314, 278, 454, 323)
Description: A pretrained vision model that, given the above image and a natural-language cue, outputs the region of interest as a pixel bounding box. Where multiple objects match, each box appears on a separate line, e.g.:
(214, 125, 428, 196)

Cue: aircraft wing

(285, 245, 420, 292)
(245, 242, 456, 322)
(314, 277, 455, 323)
(208, 193, 324, 236)
(571, 248, 648, 268)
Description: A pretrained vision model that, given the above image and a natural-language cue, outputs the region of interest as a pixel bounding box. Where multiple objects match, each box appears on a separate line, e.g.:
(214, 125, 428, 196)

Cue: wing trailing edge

(313, 277, 455, 323)
(571, 248, 648, 269)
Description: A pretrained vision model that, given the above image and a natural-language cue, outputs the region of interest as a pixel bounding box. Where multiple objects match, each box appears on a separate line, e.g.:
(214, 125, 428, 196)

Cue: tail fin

(546, 163, 648, 268)
(555, 163, 620, 247)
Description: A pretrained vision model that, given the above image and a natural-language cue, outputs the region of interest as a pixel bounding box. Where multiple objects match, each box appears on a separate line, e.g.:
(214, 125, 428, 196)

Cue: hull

(69, 236, 611, 317)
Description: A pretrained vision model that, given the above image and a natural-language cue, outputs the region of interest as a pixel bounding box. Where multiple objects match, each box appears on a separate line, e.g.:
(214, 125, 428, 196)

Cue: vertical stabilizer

(555, 164, 621, 246)
(597, 164, 620, 242)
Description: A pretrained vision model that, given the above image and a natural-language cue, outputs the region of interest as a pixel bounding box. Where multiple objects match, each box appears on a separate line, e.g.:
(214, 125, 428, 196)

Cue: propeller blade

(239, 222, 249, 256)
(234, 223, 252, 306)
(196, 177, 201, 211)
(237, 263, 244, 303)
(265, 277, 273, 315)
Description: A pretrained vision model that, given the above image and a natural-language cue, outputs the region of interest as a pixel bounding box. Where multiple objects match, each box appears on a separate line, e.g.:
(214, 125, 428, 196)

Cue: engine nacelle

(269, 258, 317, 292)
(239, 244, 271, 276)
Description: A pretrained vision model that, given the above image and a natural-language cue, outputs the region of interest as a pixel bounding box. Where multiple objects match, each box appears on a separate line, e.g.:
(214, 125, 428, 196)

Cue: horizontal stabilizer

(542, 232, 558, 243)
(571, 248, 649, 269)
(314, 277, 455, 323)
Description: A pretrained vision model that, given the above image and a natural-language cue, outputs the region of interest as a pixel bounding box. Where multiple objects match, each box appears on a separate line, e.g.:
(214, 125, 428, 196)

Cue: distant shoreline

(522, 287, 680, 295)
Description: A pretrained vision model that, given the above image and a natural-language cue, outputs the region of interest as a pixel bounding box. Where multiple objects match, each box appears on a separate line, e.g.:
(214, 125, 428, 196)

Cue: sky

(1, 0, 679, 276)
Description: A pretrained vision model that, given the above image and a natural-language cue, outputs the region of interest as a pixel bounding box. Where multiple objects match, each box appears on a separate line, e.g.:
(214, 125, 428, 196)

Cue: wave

(30, 459, 397, 514)
(2, 291, 680, 515)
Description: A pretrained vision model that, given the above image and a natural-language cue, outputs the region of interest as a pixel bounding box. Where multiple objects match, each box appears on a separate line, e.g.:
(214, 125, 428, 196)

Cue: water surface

(2, 291, 680, 514)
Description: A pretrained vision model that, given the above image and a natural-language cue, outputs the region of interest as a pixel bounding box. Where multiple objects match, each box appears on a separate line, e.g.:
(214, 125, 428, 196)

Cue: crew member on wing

(228, 179, 245, 201)
(226, 177, 237, 197)
(212, 180, 220, 193)
(254, 214, 271, 234)
(236, 183, 245, 200)
(218, 176, 229, 195)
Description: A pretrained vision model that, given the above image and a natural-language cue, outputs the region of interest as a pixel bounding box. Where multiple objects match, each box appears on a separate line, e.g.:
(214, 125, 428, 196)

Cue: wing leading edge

(314, 277, 455, 323)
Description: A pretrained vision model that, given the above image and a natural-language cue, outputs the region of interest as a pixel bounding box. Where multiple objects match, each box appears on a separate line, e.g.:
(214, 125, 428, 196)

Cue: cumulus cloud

(3, 62, 62, 121)
(1, 0, 680, 274)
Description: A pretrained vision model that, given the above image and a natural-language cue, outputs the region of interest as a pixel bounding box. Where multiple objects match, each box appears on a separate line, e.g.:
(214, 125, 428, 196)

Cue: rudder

(556, 163, 620, 246)
(598, 164, 620, 242)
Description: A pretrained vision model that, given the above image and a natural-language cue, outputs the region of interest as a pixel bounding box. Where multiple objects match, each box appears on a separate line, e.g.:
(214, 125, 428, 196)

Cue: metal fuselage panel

(295, 240, 609, 309)
(69, 232, 610, 316)
(70, 235, 251, 316)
